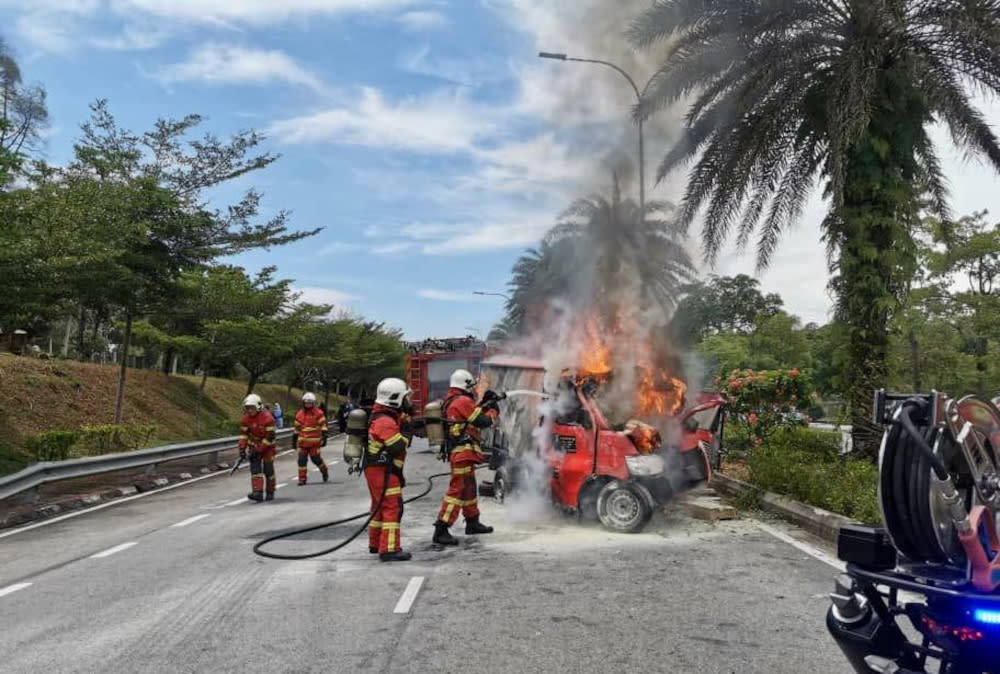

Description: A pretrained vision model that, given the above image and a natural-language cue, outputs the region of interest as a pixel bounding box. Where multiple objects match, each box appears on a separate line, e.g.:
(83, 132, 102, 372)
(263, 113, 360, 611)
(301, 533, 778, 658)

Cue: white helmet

(243, 394, 263, 412)
(450, 369, 476, 392)
(375, 378, 411, 409)
(302, 392, 317, 406)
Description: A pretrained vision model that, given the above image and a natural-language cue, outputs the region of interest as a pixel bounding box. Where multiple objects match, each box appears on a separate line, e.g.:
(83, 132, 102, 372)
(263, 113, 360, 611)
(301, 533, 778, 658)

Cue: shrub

(716, 368, 814, 451)
(77, 424, 159, 456)
(25, 430, 80, 462)
(747, 427, 880, 523)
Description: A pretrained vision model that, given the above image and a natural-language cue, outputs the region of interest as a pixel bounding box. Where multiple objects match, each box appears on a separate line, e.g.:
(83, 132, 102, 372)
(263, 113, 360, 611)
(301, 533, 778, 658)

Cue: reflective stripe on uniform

(393, 458, 404, 469)
(443, 495, 474, 506)
(468, 407, 482, 423)
(452, 466, 473, 475)
(384, 487, 403, 497)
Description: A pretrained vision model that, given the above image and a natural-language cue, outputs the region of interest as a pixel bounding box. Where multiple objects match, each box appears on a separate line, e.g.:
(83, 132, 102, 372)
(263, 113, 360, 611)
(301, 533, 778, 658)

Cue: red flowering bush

(716, 368, 813, 450)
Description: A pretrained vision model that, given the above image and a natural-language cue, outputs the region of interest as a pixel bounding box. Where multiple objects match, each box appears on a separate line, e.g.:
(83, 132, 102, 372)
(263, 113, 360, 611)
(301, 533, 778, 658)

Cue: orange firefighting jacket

(294, 406, 328, 449)
(238, 410, 276, 451)
(367, 405, 407, 476)
(444, 388, 497, 463)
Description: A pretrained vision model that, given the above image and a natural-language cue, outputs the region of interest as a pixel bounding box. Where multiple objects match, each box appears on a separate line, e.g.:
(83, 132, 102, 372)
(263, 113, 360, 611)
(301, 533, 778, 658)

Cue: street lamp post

(473, 291, 511, 301)
(538, 51, 648, 214)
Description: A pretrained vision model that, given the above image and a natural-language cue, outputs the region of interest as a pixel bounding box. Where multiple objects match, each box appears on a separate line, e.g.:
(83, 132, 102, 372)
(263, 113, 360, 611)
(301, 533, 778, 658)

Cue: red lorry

(404, 336, 489, 414)
(474, 355, 726, 533)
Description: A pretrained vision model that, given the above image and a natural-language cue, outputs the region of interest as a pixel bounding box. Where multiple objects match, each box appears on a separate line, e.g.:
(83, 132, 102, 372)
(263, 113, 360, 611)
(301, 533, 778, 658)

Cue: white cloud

(268, 87, 498, 152)
(156, 44, 327, 92)
(397, 10, 449, 32)
(297, 286, 360, 306)
(317, 241, 365, 255)
(109, 0, 418, 26)
(418, 289, 485, 302)
(90, 25, 167, 50)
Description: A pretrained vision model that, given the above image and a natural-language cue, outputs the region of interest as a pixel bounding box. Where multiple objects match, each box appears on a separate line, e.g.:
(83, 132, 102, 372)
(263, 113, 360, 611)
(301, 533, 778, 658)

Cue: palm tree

(547, 177, 696, 321)
(629, 0, 1000, 455)
(493, 178, 696, 339)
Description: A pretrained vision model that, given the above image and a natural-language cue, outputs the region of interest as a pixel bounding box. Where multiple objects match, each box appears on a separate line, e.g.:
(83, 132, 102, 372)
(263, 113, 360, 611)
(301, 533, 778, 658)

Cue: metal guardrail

(0, 428, 294, 503)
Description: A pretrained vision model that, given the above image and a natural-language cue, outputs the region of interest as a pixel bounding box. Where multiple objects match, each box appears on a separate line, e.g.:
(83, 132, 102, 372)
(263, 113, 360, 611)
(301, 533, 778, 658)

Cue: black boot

(321, 468, 329, 483)
(465, 517, 493, 535)
(264, 491, 274, 501)
(247, 491, 263, 502)
(369, 546, 379, 554)
(380, 550, 412, 562)
(433, 520, 458, 546)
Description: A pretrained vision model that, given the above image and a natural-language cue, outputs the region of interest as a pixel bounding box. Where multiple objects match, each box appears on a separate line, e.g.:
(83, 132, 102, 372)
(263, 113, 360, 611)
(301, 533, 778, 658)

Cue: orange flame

(574, 312, 687, 419)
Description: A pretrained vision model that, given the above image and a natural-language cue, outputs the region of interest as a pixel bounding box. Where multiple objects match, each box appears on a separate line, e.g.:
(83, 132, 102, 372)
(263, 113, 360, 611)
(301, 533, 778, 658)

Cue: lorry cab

(475, 356, 726, 534)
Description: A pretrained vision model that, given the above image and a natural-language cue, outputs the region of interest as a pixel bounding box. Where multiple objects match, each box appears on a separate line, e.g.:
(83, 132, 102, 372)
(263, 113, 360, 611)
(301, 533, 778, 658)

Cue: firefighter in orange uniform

(432, 369, 499, 546)
(365, 378, 413, 562)
(239, 394, 277, 502)
(293, 392, 329, 485)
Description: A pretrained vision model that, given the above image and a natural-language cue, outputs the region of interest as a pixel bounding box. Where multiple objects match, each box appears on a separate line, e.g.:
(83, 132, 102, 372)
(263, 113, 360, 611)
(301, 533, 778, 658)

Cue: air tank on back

(344, 408, 369, 473)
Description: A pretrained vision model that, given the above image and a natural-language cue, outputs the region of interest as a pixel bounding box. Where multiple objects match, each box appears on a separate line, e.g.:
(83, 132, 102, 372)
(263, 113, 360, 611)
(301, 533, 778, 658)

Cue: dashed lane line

(224, 497, 247, 507)
(393, 576, 425, 614)
(0, 582, 32, 598)
(89, 542, 138, 559)
(171, 514, 210, 528)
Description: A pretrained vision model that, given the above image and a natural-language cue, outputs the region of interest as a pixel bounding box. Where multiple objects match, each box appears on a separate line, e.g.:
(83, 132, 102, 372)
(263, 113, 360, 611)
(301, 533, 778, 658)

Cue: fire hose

(251, 467, 470, 560)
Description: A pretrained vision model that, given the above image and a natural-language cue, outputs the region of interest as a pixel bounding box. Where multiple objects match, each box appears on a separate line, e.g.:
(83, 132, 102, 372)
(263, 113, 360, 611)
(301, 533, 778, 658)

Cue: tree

(494, 178, 696, 338)
(546, 177, 696, 320)
(631, 1, 1000, 457)
(67, 101, 320, 423)
(213, 303, 330, 396)
(672, 274, 783, 343)
(0, 38, 48, 186)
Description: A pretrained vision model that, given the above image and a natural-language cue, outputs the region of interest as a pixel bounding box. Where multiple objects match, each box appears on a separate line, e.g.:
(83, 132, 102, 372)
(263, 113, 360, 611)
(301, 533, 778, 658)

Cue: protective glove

(239, 448, 247, 461)
(321, 432, 328, 447)
(398, 472, 406, 488)
(480, 389, 502, 405)
(291, 434, 298, 450)
(481, 399, 501, 414)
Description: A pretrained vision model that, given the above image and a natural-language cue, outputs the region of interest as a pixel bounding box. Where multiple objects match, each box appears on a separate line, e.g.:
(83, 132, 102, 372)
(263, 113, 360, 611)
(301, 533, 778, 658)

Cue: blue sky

(4, 0, 1000, 340)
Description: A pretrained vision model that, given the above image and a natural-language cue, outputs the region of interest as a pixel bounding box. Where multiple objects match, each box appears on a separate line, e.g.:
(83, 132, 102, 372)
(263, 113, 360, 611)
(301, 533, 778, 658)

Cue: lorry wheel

(493, 468, 509, 504)
(596, 482, 651, 533)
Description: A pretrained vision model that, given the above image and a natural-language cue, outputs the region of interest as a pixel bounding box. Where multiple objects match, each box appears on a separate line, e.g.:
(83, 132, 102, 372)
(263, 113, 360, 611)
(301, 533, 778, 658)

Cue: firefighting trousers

(249, 447, 277, 494)
(297, 445, 327, 482)
(438, 458, 479, 525)
(365, 466, 404, 554)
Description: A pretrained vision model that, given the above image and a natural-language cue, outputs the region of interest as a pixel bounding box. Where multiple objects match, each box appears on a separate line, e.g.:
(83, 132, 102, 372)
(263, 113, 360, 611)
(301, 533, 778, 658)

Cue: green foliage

(25, 430, 79, 462)
(630, 1, 1000, 456)
(494, 177, 695, 338)
(747, 428, 880, 523)
(673, 274, 783, 343)
(77, 424, 158, 456)
(717, 368, 813, 449)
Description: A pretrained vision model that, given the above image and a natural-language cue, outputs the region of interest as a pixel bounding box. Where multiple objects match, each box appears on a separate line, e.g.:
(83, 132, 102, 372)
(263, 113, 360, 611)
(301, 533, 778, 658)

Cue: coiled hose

(252, 468, 455, 560)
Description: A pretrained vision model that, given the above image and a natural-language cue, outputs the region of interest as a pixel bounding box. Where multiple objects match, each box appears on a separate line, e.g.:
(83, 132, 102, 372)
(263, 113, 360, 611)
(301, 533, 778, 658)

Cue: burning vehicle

(469, 355, 725, 533)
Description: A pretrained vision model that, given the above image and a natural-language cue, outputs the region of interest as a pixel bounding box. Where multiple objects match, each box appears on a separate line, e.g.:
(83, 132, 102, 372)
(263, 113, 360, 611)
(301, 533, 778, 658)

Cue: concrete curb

(712, 473, 858, 544)
(0, 466, 226, 531)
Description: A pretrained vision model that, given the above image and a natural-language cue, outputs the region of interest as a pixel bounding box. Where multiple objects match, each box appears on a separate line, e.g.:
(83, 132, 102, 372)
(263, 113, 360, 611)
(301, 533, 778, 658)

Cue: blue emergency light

(972, 608, 1000, 625)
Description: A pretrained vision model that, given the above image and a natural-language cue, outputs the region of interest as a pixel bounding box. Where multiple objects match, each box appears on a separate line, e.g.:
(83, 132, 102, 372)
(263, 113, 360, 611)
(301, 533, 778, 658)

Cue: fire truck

(404, 336, 490, 413)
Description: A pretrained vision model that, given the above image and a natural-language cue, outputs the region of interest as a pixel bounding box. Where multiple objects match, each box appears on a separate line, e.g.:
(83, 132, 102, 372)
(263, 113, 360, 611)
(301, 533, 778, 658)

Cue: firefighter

(293, 392, 329, 485)
(365, 378, 413, 562)
(239, 394, 278, 502)
(432, 369, 499, 546)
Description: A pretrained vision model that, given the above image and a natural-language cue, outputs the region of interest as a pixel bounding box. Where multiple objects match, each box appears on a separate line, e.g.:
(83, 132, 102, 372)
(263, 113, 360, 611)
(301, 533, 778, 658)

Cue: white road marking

(275, 483, 287, 490)
(393, 576, 425, 614)
(756, 521, 845, 571)
(171, 514, 210, 528)
(89, 542, 137, 559)
(0, 582, 32, 598)
(224, 497, 247, 507)
(0, 437, 343, 539)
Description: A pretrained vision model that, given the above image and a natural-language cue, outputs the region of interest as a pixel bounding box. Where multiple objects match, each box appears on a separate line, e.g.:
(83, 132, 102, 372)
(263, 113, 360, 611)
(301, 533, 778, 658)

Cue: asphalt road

(0, 438, 851, 673)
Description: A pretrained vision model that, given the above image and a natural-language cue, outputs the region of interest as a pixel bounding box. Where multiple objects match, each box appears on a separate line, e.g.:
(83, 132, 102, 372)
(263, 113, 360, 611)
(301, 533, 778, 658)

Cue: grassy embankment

(0, 353, 325, 476)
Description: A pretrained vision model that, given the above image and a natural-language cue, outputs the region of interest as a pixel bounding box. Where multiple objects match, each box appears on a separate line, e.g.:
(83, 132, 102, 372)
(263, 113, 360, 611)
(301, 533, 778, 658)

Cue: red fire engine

(404, 336, 490, 413)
